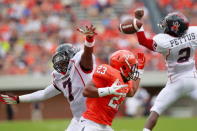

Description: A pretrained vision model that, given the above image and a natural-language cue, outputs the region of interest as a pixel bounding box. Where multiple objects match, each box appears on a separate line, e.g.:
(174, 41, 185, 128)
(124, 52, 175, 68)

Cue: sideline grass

(0, 117, 197, 131)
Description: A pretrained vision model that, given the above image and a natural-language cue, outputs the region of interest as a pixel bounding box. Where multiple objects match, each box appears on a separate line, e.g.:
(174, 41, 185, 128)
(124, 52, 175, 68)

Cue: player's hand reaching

(137, 53, 146, 78)
(77, 25, 97, 37)
(134, 8, 144, 20)
(0, 94, 19, 104)
(77, 25, 97, 45)
(108, 79, 129, 96)
(137, 53, 146, 69)
(98, 79, 128, 97)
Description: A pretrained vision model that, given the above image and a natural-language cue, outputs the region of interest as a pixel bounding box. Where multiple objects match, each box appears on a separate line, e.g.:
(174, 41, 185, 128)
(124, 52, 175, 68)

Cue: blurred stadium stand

(0, 0, 197, 120)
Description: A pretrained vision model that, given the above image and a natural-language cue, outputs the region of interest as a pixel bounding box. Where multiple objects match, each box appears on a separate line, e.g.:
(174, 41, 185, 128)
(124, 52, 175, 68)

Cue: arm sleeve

(19, 84, 61, 103)
(136, 29, 155, 51)
(136, 28, 167, 54)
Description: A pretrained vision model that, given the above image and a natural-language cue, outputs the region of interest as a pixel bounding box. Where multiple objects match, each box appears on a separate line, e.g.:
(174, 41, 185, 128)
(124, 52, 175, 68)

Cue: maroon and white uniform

(53, 50, 95, 119)
(52, 50, 96, 130)
(136, 26, 197, 114)
(19, 50, 96, 131)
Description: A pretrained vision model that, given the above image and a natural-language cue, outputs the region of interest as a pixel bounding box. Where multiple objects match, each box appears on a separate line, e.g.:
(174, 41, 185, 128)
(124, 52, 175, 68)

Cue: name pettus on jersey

(170, 33, 196, 48)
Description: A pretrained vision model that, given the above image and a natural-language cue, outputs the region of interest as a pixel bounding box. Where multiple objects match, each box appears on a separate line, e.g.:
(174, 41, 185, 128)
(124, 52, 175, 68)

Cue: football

(119, 18, 142, 34)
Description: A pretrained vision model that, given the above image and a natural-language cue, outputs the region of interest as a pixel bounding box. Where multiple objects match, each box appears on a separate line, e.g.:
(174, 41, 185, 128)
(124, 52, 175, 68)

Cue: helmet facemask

(120, 59, 139, 81)
(158, 18, 167, 31)
(52, 52, 70, 73)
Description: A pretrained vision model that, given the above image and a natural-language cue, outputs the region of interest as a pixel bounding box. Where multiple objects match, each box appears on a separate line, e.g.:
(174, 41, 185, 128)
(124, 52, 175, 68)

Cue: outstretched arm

(134, 8, 155, 51)
(83, 79, 128, 98)
(0, 84, 61, 104)
(19, 84, 61, 103)
(136, 28, 155, 51)
(83, 81, 99, 97)
(77, 25, 97, 72)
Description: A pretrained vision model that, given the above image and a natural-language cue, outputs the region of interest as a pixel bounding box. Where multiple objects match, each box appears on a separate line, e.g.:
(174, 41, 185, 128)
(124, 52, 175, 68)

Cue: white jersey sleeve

(187, 26, 197, 48)
(19, 84, 61, 103)
(153, 33, 170, 55)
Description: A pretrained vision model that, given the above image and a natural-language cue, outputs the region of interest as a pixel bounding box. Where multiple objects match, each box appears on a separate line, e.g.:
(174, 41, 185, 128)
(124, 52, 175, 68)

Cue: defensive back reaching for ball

(133, 10, 197, 131)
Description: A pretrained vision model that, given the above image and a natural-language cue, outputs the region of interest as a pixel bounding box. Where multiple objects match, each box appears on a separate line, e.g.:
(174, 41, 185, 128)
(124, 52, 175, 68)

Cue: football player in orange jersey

(78, 50, 146, 131)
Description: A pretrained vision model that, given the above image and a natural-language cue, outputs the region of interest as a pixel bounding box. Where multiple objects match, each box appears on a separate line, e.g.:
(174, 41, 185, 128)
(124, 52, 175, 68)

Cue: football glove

(77, 25, 97, 47)
(0, 94, 19, 104)
(137, 53, 146, 78)
(134, 8, 144, 20)
(98, 79, 128, 97)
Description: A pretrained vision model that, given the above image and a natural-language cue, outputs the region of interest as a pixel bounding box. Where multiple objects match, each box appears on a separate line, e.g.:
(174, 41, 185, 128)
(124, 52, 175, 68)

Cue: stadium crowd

(0, 0, 196, 75)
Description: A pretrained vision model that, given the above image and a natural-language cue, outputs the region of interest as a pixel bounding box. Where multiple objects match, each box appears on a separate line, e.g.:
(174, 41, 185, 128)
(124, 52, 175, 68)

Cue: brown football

(119, 18, 142, 34)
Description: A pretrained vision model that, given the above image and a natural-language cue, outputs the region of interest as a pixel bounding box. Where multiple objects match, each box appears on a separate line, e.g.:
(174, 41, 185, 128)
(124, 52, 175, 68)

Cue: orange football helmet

(109, 50, 139, 81)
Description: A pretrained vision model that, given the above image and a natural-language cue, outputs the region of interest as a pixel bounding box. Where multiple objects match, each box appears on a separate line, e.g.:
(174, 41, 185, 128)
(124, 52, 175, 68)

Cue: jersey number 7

(63, 78, 74, 101)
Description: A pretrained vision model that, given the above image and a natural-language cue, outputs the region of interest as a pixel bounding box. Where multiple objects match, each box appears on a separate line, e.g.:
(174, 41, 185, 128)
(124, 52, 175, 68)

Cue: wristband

(98, 87, 110, 97)
(85, 37, 95, 47)
(137, 26, 144, 32)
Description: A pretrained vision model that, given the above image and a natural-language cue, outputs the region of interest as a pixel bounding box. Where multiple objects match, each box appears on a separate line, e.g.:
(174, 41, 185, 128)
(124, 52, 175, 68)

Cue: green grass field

(0, 117, 197, 131)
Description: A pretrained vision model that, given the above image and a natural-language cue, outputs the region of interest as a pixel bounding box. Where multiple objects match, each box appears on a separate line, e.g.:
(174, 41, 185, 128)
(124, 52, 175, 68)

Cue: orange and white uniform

(79, 64, 133, 131)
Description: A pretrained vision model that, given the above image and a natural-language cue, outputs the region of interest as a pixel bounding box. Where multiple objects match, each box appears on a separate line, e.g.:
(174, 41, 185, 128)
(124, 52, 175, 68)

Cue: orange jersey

(83, 64, 133, 126)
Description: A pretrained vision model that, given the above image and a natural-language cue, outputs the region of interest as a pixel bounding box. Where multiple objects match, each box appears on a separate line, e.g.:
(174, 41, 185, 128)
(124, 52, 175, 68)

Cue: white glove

(0, 94, 19, 104)
(98, 79, 128, 97)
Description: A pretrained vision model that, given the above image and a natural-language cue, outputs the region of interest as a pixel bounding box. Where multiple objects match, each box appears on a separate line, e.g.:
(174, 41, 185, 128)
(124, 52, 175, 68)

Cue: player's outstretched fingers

(114, 84, 128, 96)
(112, 79, 120, 86)
(115, 84, 128, 90)
(0, 95, 4, 102)
(114, 92, 127, 96)
(0, 94, 18, 104)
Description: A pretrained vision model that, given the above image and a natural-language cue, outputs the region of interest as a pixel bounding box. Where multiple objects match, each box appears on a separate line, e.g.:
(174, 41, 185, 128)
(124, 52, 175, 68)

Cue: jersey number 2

(177, 47, 190, 63)
(63, 78, 74, 101)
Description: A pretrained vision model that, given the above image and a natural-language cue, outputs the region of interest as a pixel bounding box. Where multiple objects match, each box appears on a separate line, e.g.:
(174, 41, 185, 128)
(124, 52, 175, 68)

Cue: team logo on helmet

(171, 21, 180, 33)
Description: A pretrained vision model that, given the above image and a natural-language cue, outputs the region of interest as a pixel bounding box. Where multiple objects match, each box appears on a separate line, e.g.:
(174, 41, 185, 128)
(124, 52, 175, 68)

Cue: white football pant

(65, 117, 81, 131)
(151, 77, 197, 115)
(78, 117, 114, 131)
